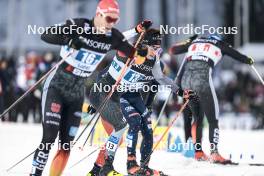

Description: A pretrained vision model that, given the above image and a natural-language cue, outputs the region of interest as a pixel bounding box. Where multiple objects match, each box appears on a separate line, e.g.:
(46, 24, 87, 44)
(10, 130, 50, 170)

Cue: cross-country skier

(169, 34, 254, 164)
(120, 86, 167, 176)
(29, 0, 151, 175)
(87, 28, 196, 176)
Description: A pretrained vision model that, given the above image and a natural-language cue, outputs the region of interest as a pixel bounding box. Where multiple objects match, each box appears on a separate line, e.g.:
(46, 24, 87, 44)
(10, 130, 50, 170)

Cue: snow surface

(0, 123, 264, 176)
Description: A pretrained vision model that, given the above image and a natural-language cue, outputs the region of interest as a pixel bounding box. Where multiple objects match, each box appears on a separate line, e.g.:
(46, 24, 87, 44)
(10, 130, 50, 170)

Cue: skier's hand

(134, 44, 148, 64)
(177, 89, 197, 100)
(246, 57, 254, 65)
(183, 89, 197, 100)
(68, 37, 85, 50)
(87, 104, 96, 115)
(135, 20, 152, 33)
(146, 106, 153, 114)
(188, 34, 198, 42)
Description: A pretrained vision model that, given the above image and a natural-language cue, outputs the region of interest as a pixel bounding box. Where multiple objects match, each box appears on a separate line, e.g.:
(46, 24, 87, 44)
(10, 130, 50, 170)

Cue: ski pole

(142, 99, 189, 166)
(69, 146, 101, 169)
(153, 56, 187, 131)
(251, 65, 264, 85)
(5, 110, 96, 172)
(0, 50, 74, 120)
(78, 113, 100, 150)
(6, 150, 36, 172)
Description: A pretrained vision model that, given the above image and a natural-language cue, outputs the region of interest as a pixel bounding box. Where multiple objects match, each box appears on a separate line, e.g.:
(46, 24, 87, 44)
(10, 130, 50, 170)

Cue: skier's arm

(112, 20, 152, 59)
(144, 60, 165, 108)
(111, 29, 141, 58)
(122, 28, 138, 40)
(175, 57, 187, 87)
(221, 43, 254, 65)
(144, 80, 159, 108)
(40, 19, 77, 45)
(122, 20, 152, 40)
(152, 59, 179, 93)
(169, 35, 198, 55)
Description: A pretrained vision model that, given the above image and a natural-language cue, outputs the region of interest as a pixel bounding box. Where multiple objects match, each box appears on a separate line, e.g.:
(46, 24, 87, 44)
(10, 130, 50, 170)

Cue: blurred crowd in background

(0, 0, 264, 130)
(1, 51, 263, 129)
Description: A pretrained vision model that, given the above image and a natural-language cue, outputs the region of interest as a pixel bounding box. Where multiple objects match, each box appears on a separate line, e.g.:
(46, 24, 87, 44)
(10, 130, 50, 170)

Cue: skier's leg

(181, 70, 207, 160)
(88, 117, 127, 176)
(119, 96, 142, 174)
(30, 88, 63, 176)
(49, 98, 83, 176)
(187, 98, 204, 152)
(139, 109, 153, 166)
(197, 69, 230, 163)
(95, 118, 115, 167)
(197, 70, 220, 152)
(183, 105, 193, 142)
(89, 82, 127, 175)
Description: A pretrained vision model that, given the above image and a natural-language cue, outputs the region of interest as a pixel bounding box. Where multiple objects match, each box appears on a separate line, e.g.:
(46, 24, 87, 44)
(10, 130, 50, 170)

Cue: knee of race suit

(105, 124, 129, 157)
(114, 116, 128, 131)
(127, 113, 142, 133)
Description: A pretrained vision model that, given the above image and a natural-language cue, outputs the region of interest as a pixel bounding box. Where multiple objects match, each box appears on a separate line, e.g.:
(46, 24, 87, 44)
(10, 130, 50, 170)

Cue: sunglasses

(150, 45, 161, 50)
(100, 11, 120, 24)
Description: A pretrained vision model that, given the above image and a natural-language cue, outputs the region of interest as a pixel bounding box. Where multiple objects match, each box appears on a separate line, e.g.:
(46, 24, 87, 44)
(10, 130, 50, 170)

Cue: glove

(68, 37, 85, 50)
(246, 57, 254, 65)
(185, 90, 196, 99)
(87, 104, 96, 115)
(189, 34, 198, 41)
(134, 44, 148, 64)
(177, 89, 197, 100)
(146, 105, 153, 114)
(137, 44, 148, 57)
(135, 20, 152, 33)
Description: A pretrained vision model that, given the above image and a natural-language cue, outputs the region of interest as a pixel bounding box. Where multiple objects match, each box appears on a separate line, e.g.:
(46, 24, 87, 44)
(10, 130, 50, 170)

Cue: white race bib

(60, 46, 106, 74)
(186, 43, 222, 66)
(108, 57, 147, 89)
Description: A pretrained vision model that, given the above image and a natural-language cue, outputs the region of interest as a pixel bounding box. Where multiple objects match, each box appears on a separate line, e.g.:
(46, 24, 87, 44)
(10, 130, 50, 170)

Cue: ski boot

(194, 150, 209, 161)
(210, 151, 232, 164)
(134, 166, 168, 176)
(99, 156, 124, 176)
(87, 163, 101, 176)
(127, 155, 140, 175)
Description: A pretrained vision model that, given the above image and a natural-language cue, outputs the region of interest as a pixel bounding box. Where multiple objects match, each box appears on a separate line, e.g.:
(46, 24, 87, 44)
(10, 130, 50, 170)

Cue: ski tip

(249, 163, 264, 166)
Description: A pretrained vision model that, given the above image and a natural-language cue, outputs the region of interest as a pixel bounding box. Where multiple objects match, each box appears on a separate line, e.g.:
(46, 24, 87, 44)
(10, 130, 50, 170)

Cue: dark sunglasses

(105, 16, 119, 24)
(100, 11, 120, 24)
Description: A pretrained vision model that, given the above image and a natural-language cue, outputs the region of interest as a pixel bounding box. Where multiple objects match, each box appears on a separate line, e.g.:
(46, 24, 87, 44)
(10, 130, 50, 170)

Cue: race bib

(60, 46, 105, 73)
(108, 57, 147, 89)
(187, 43, 222, 65)
(106, 136, 119, 152)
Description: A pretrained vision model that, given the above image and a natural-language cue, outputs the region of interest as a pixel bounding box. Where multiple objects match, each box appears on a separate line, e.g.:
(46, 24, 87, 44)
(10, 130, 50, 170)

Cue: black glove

(189, 34, 198, 41)
(135, 20, 152, 33)
(177, 89, 197, 100)
(68, 37, 85, 50)
(87, 104, 96, 115)
(136, 44, 148, 57)
(246, 57, 254, 65)
(146, 105, 153, 114)
(183, 89, 197, 100)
